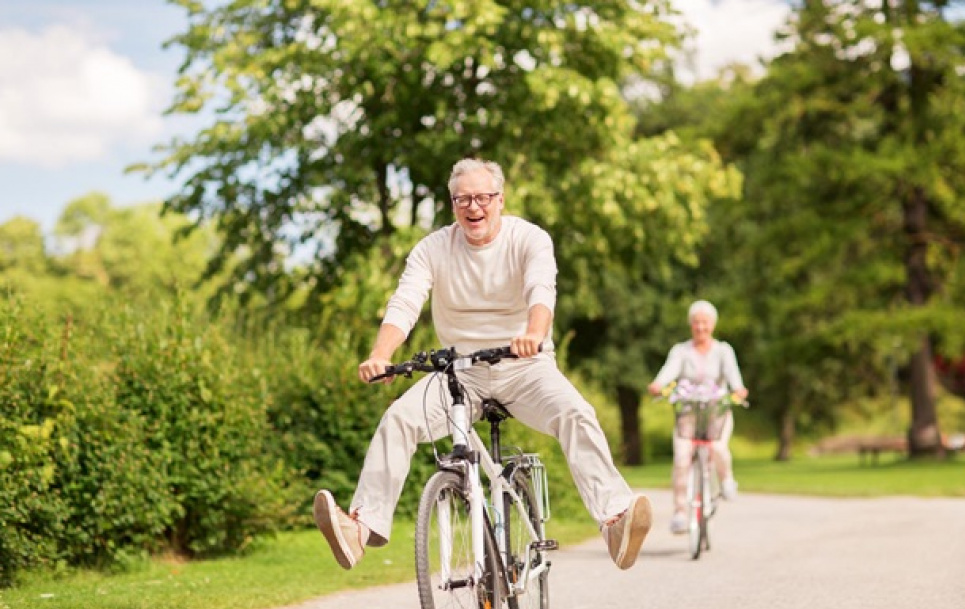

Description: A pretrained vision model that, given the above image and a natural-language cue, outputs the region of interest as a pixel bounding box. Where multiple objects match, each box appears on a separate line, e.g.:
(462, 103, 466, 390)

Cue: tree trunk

(377, 161, 394, 236)
(903, 185, 943, 457)
(616, 385, 643, 465)
(775, 404, 795, 461)
(907, 336, 945, 457)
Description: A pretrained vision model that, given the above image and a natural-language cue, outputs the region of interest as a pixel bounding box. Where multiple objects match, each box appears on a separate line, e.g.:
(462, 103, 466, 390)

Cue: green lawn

(4, 455, 962, 609)
(621, 453, 965, 497)
(1, 518, 598, 609)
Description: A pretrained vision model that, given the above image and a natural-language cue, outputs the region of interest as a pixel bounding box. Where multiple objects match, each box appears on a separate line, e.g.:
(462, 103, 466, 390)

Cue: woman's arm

(721, 342, 748, 398)
(649, 344, 684, 395)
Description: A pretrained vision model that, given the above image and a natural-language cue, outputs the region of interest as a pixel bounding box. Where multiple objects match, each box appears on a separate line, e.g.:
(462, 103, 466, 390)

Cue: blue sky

(0, 0, 194, 231)
(0, 0, 790, 233)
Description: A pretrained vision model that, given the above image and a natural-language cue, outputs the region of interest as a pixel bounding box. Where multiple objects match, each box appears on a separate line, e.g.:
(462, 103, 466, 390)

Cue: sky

(0, 0, 791, 233)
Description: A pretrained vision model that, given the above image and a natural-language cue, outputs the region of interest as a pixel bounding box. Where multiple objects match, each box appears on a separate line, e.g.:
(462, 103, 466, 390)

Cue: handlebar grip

(367, 364, 400, 383)
(501, 342, 544, 358)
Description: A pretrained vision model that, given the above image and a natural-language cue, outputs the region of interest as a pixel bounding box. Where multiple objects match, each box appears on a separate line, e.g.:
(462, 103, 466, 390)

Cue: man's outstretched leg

(314, 376, 455, 568)
(313, 489, 370, 570)
(602, 494, 653, 570)
(501, 359, 654, 569)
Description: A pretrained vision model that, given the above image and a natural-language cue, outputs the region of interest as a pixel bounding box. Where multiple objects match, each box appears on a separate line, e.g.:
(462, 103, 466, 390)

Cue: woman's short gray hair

(448, 158, 505, 195)
(688, 300, 718, 325)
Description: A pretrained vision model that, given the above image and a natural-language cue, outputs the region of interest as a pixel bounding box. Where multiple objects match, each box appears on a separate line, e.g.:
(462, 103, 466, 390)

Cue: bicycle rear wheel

(416, 470, 502, 609)
(503, 470, 549, 609)
(687, 457, 705, 560)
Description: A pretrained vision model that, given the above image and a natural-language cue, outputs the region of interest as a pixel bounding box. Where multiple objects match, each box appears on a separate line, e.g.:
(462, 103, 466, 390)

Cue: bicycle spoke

(417, 471, 500, 609)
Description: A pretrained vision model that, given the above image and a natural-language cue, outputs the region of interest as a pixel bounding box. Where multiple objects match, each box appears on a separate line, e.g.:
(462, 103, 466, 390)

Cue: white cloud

(0, 24, 164, 168)
(672, 0, 792, 83)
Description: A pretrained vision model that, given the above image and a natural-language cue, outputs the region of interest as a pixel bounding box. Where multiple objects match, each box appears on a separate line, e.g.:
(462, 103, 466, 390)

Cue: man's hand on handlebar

(359, 356, 394, 384)
(510, 333, 543, 358)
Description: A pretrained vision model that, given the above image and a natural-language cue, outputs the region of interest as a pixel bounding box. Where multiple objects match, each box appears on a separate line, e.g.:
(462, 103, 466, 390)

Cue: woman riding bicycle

(313, 157, 653, 572)
(647, 300, 749, 535)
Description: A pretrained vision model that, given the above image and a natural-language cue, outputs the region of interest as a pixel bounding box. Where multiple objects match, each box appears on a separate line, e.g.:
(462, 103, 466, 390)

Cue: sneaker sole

(313, 490, 358, 570)
(616, 495, 653, 569)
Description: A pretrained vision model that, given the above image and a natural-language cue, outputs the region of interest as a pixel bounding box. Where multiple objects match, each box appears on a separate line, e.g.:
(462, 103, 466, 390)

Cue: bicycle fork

(446, 397, 489, 589)
(688, 443, 716, 523)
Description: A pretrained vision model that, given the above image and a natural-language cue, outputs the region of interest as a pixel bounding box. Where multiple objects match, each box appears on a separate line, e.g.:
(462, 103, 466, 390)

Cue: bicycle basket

(525, 454, 551, 523)
(503, 453, 551, 522)
(674, 401, 728, 440)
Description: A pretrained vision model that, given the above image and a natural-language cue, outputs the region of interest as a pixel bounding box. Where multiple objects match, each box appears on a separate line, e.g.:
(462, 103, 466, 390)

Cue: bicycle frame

(381, 348, 551, 607)
(661, 380, 747, 561)
(676, 396, 732, 559)
(443, 386, 549, 597)
(686, 414, 721, 519)
(686, 439, 718, 517)
(372, 346, 554, 608)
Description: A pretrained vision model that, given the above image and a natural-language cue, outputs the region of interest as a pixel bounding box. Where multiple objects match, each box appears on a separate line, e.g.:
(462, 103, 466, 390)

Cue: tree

(140, 0, 682, 313)
(142, 1, 748, 464)
(543, 133, 741, 464)
(715, 0, 965, 457)
(0, 217, 47, 276)
(51, 193, 216, 299)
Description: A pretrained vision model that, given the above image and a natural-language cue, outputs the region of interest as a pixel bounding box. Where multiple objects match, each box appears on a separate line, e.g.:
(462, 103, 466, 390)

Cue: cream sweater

(652, 339, 746, 391)
(382, 216, 557, 353)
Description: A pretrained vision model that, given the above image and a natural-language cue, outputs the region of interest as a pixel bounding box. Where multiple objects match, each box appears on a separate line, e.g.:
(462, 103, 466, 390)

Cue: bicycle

(664, 379, 747, 560)
(370, 345, 556, 609)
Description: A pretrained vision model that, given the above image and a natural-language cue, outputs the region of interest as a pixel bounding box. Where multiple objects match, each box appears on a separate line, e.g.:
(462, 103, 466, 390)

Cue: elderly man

(313, 157, 653, 571)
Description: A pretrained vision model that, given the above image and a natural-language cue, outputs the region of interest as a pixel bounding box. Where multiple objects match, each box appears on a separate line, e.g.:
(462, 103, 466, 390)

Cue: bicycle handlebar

(654, 381, 750, 411)
(368, 345, 525, 383)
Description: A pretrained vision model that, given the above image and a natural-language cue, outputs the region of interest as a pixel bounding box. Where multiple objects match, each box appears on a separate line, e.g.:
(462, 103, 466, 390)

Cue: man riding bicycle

(313, 157, 653, 571)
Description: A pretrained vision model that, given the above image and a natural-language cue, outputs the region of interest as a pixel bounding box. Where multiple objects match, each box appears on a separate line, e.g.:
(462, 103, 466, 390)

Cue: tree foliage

(52, 193, 216, 296)
(710, 0, 965, 456)
(141, 0, 682, 311)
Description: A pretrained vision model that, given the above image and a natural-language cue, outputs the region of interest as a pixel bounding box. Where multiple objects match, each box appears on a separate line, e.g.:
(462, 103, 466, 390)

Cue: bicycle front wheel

(687, 457, 705, 560)
(503, 471, 549, 609)
(416, 470, 502, 609)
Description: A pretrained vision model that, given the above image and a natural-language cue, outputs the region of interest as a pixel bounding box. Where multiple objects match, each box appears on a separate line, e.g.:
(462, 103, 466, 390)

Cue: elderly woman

(648, 300, 749, 535)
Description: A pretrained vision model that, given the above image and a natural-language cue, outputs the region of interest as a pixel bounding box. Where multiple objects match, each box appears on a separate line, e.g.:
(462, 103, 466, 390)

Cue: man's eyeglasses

(451, 192, 500, 209)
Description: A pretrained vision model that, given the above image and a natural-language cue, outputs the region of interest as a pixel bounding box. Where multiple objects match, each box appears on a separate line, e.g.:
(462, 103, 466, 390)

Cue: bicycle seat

(481, 398, 513, 423)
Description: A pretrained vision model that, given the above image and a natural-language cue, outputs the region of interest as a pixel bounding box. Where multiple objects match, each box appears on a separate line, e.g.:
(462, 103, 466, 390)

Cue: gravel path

(281, 489, 965, 609)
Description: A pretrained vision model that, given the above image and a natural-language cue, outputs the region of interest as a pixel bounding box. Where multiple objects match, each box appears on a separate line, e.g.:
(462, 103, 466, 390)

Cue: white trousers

(671, 410, 734, 514)
(350, 354, 634, 544)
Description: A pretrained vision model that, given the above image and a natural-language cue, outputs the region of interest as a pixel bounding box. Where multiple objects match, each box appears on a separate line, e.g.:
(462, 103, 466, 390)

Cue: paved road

(283, 490, 965, 609)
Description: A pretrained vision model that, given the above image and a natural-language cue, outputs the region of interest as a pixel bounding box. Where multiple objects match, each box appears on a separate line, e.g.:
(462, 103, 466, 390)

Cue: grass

(4, 454, 962, 609)
(621, 453, 965, 497)
(1, 518, 598, 609)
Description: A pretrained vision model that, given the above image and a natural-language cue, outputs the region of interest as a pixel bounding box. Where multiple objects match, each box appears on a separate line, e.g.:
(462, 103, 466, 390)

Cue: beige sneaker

(313, 490, 368, 569)
(602, 494, 653, 570)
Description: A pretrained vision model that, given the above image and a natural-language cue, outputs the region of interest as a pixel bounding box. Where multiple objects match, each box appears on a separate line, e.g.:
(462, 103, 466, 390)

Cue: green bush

(0, 303, 71, 586)
(56, 382, 175, 567)
(108, 299, 292, 557)
(1, 292, 303, 586)
(254, 322, 439, 523)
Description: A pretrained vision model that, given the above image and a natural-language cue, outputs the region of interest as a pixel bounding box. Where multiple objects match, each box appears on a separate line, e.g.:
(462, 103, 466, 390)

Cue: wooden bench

(809, 435, 908, 465)
(856, 436, 908, 464)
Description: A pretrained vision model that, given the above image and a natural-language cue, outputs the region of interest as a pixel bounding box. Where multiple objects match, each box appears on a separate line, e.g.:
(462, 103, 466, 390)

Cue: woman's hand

(647, 382, 663, 396)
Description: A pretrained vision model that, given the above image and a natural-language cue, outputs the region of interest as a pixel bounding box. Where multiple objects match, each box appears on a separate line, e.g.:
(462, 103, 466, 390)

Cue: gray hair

(448, 158, 505, 195)
(688, 300, 718, 325)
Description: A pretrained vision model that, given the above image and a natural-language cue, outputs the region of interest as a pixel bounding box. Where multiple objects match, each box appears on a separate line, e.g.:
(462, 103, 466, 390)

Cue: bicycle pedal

(534, 539, 559, 551)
